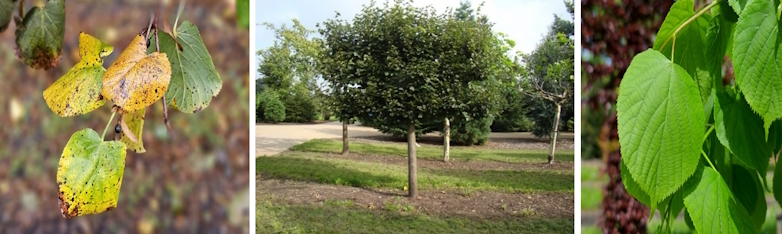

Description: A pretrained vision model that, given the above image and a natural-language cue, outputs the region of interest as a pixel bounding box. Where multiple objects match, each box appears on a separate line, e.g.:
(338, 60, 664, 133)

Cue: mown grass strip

(291, 139, 574, 163)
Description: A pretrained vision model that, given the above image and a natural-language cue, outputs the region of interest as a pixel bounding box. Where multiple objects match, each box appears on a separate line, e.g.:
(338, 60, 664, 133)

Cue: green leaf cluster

(617, 0, 782, 232)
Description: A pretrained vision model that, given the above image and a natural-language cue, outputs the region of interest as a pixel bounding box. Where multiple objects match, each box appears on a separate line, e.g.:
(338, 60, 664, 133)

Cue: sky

(253, 0, 571, 76)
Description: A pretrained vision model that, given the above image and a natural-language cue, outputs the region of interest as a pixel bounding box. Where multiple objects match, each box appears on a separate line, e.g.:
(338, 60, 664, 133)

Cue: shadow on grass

(425, 168, 574, 193)
(257, 156, 404, 188)
(258, 195, 574, 233)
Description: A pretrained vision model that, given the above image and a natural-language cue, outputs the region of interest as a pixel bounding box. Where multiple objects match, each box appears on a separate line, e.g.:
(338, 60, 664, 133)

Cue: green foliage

(451, 116, 493, 146)
(236, 0, 249, 29)
(491, 88, 534, 132)
(318, 1, 501, 130)
(15, 0, 65, 70)
(617, 0, 782, 232)
(150, 21, 223, 113)
(264, 95, 286, 123)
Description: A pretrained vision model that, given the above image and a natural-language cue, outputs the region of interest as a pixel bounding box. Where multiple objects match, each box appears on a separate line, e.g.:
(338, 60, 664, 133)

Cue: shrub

(492, 89, 535, 132)
(450, 115, 493, 146)
(264, 95, 286, 123)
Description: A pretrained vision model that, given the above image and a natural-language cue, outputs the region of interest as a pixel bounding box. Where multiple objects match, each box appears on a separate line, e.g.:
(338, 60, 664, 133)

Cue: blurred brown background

(0, 0, 250, 233)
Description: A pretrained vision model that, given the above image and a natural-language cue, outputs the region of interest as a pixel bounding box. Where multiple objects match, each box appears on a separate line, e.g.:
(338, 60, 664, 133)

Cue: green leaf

(56, 129, 126, 218)
(653, 0, 712, 104)
(719, 0, 739, 22)
(728, 0, 748, 16)
(683, 165, 756, 234)
(43, 32, 113, 117)
(618, 49, 704, 204)
(236, 0, 249, 29)
(150, 21, 222, 113)
(620, 160, 651, 206)
(0, 0, 14, 33)
(774, 157, 782, 209)
(732, 164, 766, 231)
(14, 0, 64, 70)
(714, 92, 771, 173)
(705, 13, 734, 92)
(732, 0, 782, 135)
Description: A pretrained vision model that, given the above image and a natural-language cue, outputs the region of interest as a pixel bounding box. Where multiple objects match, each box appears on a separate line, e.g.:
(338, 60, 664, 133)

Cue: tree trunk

(548, 103, 562, 165)
(443, 118, 450, 162)
(407, 123, 418, 198)
(342, 121, 349, 155)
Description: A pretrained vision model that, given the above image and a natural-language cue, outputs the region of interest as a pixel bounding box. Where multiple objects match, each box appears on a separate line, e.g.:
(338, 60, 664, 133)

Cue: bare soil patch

(257, 177, 574, 219)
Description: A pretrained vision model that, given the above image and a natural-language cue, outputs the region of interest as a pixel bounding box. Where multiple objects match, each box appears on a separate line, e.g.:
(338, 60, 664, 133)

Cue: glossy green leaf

(56, 129, 126, 218)
(732, 164, 765, 231)
(653, 0, 712, 104)
(728, 0, 748, 16)
(714, 92, 771, 173)
(14, 0, 64, 70)
(43, 32, 113, 117)
(683, 165, 756, 234)
(617, 49, 704, 204)
(732, 0, 782, 134)
(150, 21, 222, 113)
(0, 0, 14, 33)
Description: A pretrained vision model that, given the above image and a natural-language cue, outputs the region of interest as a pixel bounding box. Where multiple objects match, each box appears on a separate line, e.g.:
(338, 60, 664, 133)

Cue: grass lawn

(258, 194, 574, 234)
(292, 139, 574, 163)
(257, 152, 573, 193)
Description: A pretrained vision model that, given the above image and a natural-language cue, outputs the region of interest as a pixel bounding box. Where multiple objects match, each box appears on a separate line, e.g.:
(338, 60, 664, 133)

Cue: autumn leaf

(14, 0, 65, 69)
(102, 33, 171, 113)
(57, 129, 126, 218)
(43, 32, 113, 117)
(119, 108, 146, 153)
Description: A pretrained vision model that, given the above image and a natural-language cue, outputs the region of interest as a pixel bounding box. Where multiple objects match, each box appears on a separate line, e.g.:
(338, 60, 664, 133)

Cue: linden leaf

(57, 129, 126, 218)
(14, 0, 64, 70)
(0, 0, 15, 33)
(43, 32, 113, 117)
(149, 21, 222, 113)
(714, 92, 771, 173)
(102, 33, 172, 113)
(617, 49, 704, 204)
(119, 108, 145, 153)
(732, 0, 782, 134)
(683, 165, 755, 234)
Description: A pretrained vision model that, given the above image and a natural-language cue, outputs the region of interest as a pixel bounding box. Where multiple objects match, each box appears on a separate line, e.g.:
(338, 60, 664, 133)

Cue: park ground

(257, 122, 575, 233)
(581, 160, 780, 233)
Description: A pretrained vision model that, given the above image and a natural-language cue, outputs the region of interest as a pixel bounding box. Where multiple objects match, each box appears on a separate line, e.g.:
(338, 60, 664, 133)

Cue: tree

(319, 0, 499, 198)
(258, 19, 324, 123)
(521, 0, 574, 166)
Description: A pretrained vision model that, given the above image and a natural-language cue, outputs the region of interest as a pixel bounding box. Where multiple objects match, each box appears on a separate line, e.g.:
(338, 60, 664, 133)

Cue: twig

(153, 9, 174, 136)
(18, 0, 24, 19)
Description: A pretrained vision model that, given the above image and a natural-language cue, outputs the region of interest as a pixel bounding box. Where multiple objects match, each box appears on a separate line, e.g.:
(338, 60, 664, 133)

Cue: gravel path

(256, 121, 574, 157)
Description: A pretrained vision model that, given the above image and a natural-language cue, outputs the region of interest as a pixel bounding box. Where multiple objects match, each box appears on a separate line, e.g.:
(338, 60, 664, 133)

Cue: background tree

(521, 0, 574, 165)
(257, 19, 324, 123)
(319, 0, 499, 198)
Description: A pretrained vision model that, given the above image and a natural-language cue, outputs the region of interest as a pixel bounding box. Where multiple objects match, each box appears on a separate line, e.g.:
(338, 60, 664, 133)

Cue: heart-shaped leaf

(120, 108, 145, 153)
(43, 32, 113, 117)
(102, 33, 171, 113)
(57, 129, 126, 218)
(617, 49, 704, 204)
(150, 21, 222, 113)
(14, 0, 64, 70)
(714, 92, 771, 173)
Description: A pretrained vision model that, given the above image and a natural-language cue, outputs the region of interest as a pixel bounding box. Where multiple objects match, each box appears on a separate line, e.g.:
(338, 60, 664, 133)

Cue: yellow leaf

(102, 34, 172, 113)
(43, 32, 113, 117)
(120, 108, 146, 153)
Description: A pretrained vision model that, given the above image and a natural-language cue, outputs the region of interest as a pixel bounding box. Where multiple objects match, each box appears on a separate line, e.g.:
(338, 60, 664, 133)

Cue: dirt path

(258, 177, 574, 219)
(256, 121, 575, 157)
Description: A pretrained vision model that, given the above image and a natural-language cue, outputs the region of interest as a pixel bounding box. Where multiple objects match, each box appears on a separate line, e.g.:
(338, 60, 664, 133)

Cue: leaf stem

(661, 0, 719, 61)
(701, 150, 717, 170)
(102, 112, 117, 141)
(702, 124, 715, 144)
(174, 0, 186, 37)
